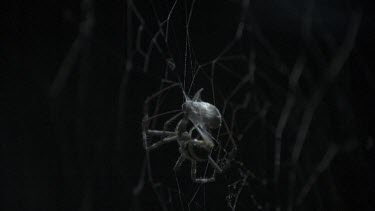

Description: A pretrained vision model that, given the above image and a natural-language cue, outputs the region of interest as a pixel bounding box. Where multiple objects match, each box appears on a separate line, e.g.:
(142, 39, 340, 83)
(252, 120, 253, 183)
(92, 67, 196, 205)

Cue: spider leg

(146, 111, 183, 132)
(143, 83, 180, 132)
(214, 118, 237, 172)
(148, 130, 176, 136)
(144, 113, 182, 149)
(191, 161, 216, 183)
(208, 156, 223, 173)
(143, 116, 182, 151)
(145, 134, 178, 151)
(142, 83, 180, 151)
(222, 118, 238, 154)
(173, 155, 186, 171)
(162, 112, 183, 136)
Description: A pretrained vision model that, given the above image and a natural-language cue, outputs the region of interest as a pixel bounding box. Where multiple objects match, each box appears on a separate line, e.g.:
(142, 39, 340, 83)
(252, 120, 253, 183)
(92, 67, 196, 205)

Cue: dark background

(2, 0, 375, 210)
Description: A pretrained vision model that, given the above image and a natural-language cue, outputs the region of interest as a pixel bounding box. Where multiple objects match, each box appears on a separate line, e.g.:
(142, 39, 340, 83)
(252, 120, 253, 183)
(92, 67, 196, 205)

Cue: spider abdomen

(183, 101, 222, 129)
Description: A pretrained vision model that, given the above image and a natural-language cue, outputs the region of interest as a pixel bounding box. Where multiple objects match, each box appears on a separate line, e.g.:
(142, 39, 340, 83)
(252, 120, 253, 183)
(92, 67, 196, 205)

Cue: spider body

(176, 119, 214, 162)
(142, 84, 234, 183)
(183, 139, 213, 161)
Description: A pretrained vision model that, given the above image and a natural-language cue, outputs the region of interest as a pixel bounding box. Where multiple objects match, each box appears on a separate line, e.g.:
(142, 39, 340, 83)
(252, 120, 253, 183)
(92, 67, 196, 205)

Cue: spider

(142, 83, 236, 183)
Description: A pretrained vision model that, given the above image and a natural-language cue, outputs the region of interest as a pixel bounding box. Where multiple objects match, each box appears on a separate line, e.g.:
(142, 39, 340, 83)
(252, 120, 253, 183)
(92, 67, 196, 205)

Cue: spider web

(126, 0, 363, 210)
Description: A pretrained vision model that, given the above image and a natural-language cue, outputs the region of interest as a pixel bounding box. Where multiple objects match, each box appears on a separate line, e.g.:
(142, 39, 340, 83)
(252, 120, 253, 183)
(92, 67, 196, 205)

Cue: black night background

(2, 0, 375, 210)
